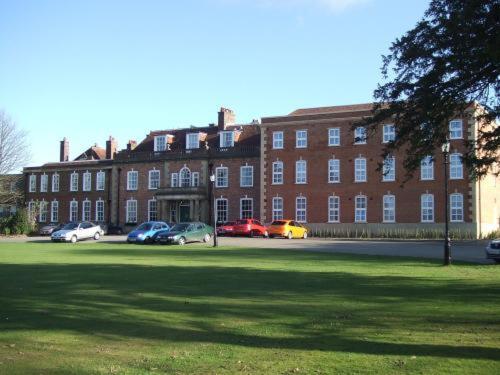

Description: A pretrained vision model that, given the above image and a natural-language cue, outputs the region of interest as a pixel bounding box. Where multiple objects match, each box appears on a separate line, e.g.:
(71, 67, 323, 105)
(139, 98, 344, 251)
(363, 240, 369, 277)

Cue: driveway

(1, 235, 492, 264)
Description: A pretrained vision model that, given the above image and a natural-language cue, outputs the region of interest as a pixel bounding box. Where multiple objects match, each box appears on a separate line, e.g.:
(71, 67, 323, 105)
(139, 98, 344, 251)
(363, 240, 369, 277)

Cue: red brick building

(260, 104, 499, 237)
(23, 104, 499, 237)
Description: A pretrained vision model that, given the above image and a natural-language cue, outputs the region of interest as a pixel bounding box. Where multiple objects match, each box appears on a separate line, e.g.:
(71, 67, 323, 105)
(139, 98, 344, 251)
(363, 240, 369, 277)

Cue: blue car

(127, 221, 170, 244)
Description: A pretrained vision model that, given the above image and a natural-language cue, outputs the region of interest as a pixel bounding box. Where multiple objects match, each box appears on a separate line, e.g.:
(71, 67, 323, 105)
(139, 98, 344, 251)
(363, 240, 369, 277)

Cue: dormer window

(186, 133, 199, 149)
(220, 131, 234, 148)
(154, 135, 167, 152)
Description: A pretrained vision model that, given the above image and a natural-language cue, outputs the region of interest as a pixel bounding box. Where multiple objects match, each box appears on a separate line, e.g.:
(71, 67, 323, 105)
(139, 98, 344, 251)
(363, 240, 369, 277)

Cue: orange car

(267, 220, 308, 239)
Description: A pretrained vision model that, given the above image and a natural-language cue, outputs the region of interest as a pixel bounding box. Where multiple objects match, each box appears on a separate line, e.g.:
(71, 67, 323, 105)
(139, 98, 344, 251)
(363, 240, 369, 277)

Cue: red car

(216, 221, 235, 236)
(232, 219, 268, 237)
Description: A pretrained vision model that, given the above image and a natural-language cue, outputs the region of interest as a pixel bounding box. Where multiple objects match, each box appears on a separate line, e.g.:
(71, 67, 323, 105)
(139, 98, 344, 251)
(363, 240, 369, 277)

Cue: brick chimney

(106, 136, 117, 159)
(218, 107, 236, 131)
(126, 140, 137, 151)
(60, 138, 69, 162)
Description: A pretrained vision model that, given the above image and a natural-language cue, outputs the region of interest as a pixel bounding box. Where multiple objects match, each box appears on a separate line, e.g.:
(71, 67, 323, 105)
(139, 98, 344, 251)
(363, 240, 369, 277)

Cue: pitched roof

(289, 103, 374, 116)
(74, 145, 106, 161)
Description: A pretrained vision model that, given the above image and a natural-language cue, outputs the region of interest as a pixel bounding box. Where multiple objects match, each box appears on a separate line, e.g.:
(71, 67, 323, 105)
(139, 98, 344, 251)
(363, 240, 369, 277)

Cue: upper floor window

(328, 159, 340, 183)
(449, 119, 463, 139)
(421, 194, 434, 222)
(70, 172, 79, 192)
(450, 193, 464, 222)
(40, 174, 48, 192)
(296, 196, 307, 223)
(354, 127, 367, 144)
(295, 160, 307, 184)
(52, 173, 60, 192)
(154, 135, 167, 152)
(272, 161, 283, 185)
(296, 130, 307, 148)
(127, 171, 138, 190)
(328, 195, 340, 223)
(421, 156, 434, 180)
(216, 167, 228, 188)
(450, 153, 463, 179)
(96, 171, 105, 191)
(192, 172, 200, 187)
(29, 175, 36, 192)
(83, 172, 92, 191)
(328, 128, 340, 146)
(240, 165, 253, 187)
(382, 124, 395, 143)
(171, 173, 179, 187)
(273, 131, 284, 149)
(382, 156, 396, 181)
(220, 131, 234, 148)
(354, 195, 367, 223)
(383, 195, 396, 223)
(186, 133, 199, 149)
(149, 170, 160, 189)
(272, 197, 283, 221)
(354, 158, 367, 182)
(180, 167, 191, 187)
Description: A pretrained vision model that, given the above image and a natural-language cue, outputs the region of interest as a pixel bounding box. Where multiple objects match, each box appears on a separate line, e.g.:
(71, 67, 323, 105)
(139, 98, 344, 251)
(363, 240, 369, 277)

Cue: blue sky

(0, 0, 430, 167)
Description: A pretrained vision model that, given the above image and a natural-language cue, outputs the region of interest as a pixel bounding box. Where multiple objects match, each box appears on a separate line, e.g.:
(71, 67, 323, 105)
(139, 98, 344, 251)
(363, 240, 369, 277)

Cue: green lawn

(0, 242, 499, 374)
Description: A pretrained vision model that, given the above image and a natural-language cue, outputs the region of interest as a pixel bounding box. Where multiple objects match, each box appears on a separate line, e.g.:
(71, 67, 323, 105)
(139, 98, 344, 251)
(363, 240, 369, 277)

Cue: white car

(51, 222, 103, 243)
(485, 239, 500, 263)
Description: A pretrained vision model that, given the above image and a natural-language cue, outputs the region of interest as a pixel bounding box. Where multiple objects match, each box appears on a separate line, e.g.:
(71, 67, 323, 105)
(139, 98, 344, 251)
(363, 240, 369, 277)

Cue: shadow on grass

(1, 262, 499, 360)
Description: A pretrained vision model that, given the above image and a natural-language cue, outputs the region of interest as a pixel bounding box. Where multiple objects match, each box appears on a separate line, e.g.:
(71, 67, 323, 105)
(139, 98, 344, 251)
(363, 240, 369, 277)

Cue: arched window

(180, 167, 191, 187)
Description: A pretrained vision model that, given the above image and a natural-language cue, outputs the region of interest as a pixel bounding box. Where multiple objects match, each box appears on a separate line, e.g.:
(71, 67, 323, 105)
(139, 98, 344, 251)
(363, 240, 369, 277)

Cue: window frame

(382, 124, 395, 143)
(148, 199, 158, 222)
(127, 170, 138, 191)
(51, 200, 59, 222)
(126, 199, 138, 223)
(421, 194, 434, 223)
(186, 133, 199, 150)
(215, 198, 228, 223)
(295, 160, 307, 184)
(29, 175, 36, 192)
(240, 198, 253, 219)
(295, 196, 307, 223)
(240, 165, 254, 187)
(450, 193, 464, 222)
(69, 200, 78, 222)
(95, 199, 105, 222)
(354, 127, 367, 144)
(450, 153, 463, 179)
(382, 195, 396, 223)
(39, 200, 48, 223)
(328, 195, 340, 223)
(272, 161, 283, 185)
(354, 158, 367, 182)
(220, 131, 235, 148)
(295, 130, 307, 148)
(328, 158, 340, 183)
(154, 135, 167, 152)
(382, 156, 396, 182)
(82, 199, 91, 222)
(328, 128, 340, 146)
(148, 170, 160, 190)
(83, 171, 92, 192)
(52, 173, 60, 192)
(40, 174, 48, 192)
(449, 119, 463, 140)
(272, 196, 283, 221)
(70, 172, 79, 192)
(96, 171, 105, 191)
(420, 156, 434, 180)
(272, 131, 284, 149)
(354, 195, 367, 223)
(171, 172, 179, 187)
(215, 167, 228, 188)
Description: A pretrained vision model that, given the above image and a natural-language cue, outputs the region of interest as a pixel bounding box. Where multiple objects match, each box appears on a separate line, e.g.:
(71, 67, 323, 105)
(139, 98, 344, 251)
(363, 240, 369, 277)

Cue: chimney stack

(60, 138, 69, 162)
(126, 140, 137, 151)
(106, 136, 117, 159)
(218, 107, 236, 131)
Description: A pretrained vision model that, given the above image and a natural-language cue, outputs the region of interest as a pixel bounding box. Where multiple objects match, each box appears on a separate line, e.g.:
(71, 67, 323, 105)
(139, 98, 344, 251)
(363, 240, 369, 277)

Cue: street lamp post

(442, 141, 451, 266)
(209, 172, 218, 247)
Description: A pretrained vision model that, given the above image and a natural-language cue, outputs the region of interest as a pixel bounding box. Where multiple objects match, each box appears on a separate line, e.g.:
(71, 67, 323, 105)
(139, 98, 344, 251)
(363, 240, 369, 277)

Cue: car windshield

(171, 224, 189, 232)
(63, 223, 79, 230)
(136, 223, 153, 231)
(271, 221, 287, 226)
(235, 220, 249, 224)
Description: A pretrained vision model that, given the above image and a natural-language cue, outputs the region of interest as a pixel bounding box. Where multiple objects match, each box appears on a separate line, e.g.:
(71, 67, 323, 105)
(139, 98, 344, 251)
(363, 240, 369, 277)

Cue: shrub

(9, 209, 33, 235)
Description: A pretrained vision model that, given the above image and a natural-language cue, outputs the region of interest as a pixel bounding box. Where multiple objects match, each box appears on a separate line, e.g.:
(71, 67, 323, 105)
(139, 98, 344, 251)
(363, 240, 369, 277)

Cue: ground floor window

(51, 201, 59, 222)
(328, 196, 340, 223)
(355, 195, 367, 223)
(215, 198, 228, 223)
(272, 197, 283, 221)
(39, 201, 48, 222)
(383, 195, 395, 223)
(295, 196, 307, 223)
(148, 199, 158, 221)
(126, 200, 138, 223)
(240, 198, 253, 219)
(421, 194, 434, 222)
(95, 200, 105, 222)
(450, 193, 463, 222)
(70, 201, 78, 222)
(82, 200, 91, 221)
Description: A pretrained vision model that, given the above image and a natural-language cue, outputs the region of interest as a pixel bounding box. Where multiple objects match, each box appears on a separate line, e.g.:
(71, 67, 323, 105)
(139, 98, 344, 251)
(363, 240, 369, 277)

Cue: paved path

(1, 235, 493, 264)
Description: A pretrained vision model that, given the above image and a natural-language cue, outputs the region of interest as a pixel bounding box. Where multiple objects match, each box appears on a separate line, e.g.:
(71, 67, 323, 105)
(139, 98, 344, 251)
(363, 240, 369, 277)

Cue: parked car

(39, 223, 65, 236)
(103, 224, 124, 235)
(156, 222, 213, 245)
(51, 222, 103, 243)
(216, 221, 235, 236)
(127, 221, 170, 243)
(267, 220, 308, 239)
(232, 219, 268, 237)
(485, 239, 500, 263)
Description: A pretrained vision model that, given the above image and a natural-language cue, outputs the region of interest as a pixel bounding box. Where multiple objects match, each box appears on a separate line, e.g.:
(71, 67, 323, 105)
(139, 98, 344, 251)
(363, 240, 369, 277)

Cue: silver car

(51, 222, 103, 243)
(485, 239, 500, 263)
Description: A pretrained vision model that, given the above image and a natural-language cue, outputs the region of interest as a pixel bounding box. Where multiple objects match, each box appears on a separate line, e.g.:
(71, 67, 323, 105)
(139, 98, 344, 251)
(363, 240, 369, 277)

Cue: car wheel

(249, 230, 257, 238)
(287, 232, 293, 240)
(302, 231, 308, 239)
(70, 235, 77, 243)
(269, 234, 275, 238)
(144, 237, 151, 244)
(178, 237, 186, 246)
(203, 233, 211, 243)
(94, 232, 100, 240)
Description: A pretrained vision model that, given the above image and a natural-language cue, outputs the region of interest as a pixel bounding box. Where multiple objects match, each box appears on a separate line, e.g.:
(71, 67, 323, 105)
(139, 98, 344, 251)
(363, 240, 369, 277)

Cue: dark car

(156, 222, 214, 245)
(105, 224, 124, 235)
(39, 223, 65, 236)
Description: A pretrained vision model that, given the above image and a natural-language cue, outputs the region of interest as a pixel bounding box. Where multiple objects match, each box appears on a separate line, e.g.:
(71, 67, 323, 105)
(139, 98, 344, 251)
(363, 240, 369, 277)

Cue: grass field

(0, 242, 499, 374)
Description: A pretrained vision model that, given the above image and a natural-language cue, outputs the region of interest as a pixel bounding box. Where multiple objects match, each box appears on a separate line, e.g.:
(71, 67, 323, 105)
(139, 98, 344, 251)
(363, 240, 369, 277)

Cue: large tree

(0, 110, 30, 175)
(363, 0, 499, 179)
